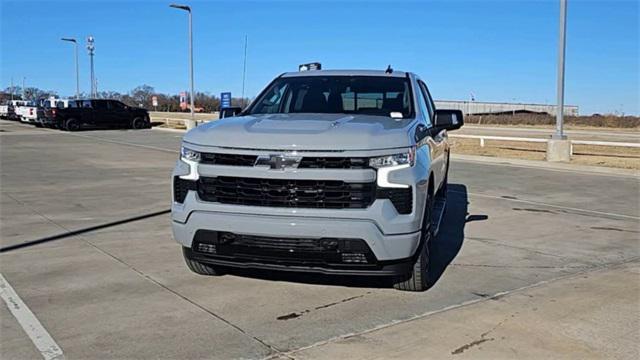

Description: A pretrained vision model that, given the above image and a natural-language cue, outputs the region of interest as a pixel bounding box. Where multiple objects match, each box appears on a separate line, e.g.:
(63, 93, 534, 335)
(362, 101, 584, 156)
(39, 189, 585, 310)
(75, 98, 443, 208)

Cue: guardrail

(449, 134, 640, 155)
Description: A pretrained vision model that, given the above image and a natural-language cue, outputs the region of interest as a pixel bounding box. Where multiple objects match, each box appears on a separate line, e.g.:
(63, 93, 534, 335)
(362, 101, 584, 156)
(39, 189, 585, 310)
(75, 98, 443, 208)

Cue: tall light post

(554, 0, 568, 139)
(61, 38, 80, 99)
(547, 0, 571, 161)
(170, 3, 196, 130)
(87, 36, 96, 98)
(22, 77, 25, 99)
(241, 35, 248, 108)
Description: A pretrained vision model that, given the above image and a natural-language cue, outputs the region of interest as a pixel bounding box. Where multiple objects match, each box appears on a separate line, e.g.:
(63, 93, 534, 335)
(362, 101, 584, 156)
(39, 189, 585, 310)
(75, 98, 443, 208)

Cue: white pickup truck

(18, 100, 39, 124)
(0, 100, 26, 121)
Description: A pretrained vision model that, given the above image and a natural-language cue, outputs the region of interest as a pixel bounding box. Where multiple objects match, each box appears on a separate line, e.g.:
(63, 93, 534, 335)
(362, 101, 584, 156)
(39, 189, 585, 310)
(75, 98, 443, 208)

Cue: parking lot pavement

(1, 120, 639, 359)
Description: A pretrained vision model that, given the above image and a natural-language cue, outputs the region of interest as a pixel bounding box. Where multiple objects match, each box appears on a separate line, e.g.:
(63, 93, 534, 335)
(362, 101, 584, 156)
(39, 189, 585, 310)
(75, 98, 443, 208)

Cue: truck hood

(183, 113, 414, 151)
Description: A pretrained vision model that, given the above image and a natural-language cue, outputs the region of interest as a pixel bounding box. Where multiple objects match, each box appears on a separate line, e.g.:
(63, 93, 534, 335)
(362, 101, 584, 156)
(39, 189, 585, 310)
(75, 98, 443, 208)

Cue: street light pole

(547, 0, 571, 162)
(241, 35, 248, 108)
(554, 0, 568, 140)
(22, 77, 25, 99)
(170, 4, 196, 130)
(62, 38, 80, 99)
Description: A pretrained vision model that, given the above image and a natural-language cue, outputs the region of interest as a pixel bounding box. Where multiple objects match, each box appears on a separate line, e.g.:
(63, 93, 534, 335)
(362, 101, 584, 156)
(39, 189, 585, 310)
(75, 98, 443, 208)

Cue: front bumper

(172, 146, 431, 274)
(172, 205, 423, 262)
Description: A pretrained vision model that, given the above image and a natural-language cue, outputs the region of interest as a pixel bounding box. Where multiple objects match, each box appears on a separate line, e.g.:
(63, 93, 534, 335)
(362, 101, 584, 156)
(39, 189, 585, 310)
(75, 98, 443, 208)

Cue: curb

(452, 153, 638, 177)
(151, 127, 187, 133)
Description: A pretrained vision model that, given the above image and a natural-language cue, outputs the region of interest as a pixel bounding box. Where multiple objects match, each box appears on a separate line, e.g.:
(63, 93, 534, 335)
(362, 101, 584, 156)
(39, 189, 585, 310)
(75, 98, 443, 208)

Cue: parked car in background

(38, 98, 69, 128)
(0, 102, 15, 120)
(45, 99, 151, 131)
(2, 100, 27, 121)
(16, 101, 38, 124)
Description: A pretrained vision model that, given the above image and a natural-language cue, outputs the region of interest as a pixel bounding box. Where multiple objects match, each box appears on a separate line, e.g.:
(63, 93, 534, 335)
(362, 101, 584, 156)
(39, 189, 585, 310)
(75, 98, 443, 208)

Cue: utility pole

(10, 77, 13, 101)
(22, 77, 25, 100)
(241, 35, 248, 108)
(170, 4, 196, 130)
(87, 36, 96, 98)
(547, 0, 571, 162)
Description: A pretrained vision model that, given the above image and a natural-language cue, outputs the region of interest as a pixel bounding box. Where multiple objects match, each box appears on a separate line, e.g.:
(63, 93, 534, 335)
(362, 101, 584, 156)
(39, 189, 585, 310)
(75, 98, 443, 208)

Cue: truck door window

(417, 80, 434, 126)
(92, 101, 108, 110)
(108, 101, 125, 110)
(253, 84, 290, 114)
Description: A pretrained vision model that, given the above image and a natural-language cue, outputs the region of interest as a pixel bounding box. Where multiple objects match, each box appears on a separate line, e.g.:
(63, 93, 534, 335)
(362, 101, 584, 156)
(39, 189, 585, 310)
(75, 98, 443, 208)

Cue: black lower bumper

(183, 247, 414, 277)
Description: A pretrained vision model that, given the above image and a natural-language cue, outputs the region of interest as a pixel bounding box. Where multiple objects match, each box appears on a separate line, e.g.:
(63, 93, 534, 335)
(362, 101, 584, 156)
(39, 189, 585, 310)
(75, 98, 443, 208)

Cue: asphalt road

(1, 120, 638, 359)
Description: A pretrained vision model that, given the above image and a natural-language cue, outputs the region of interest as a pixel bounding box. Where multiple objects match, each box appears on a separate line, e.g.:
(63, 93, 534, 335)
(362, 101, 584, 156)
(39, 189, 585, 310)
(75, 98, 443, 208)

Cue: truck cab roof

(280, 69, 410, 78)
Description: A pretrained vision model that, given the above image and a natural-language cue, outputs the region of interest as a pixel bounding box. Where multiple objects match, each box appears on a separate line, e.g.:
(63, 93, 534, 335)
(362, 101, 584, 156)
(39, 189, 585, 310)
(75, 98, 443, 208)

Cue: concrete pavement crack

(270, 257, 640, 360)
(451, 315, 511, 355)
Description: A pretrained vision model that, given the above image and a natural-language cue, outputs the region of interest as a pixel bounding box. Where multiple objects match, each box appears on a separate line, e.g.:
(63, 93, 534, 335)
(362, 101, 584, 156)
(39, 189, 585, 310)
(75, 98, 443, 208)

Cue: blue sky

(1, 0, 638, 115)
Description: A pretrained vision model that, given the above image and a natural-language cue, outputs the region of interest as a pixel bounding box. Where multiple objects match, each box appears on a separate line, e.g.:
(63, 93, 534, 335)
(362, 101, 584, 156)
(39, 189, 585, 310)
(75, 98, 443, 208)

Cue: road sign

(152, 96, 158, 107)
(221, 92, 232, 109)
(180, 92, 187, 110)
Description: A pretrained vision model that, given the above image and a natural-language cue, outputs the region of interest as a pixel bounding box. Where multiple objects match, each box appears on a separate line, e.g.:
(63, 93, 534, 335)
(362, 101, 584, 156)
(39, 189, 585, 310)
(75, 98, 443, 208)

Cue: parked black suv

(44, 99, 150, 131)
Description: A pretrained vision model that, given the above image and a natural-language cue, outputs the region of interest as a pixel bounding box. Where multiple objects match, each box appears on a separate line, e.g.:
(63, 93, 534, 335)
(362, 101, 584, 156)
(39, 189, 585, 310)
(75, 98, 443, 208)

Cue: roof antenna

(385, 65, 393, 74)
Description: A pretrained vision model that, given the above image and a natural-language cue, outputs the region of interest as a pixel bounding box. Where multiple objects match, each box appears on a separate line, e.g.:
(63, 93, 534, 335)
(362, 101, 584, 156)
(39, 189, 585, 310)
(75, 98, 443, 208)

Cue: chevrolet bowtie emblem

(255, 154, 302, 170)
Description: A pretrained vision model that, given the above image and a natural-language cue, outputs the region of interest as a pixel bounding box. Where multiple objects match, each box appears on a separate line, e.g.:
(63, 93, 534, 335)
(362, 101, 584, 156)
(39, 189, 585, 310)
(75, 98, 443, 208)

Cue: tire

(131, 117, 147, 130)
(182, 248, 227, 276)
(64, 118, 80, 131)
(393, 191, 434, 292)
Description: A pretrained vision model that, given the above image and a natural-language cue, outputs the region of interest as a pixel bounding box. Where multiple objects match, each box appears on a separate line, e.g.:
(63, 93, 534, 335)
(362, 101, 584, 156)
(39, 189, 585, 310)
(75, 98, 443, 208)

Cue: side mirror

(434, 109, 464, 131)
(415, 124, 430, 142)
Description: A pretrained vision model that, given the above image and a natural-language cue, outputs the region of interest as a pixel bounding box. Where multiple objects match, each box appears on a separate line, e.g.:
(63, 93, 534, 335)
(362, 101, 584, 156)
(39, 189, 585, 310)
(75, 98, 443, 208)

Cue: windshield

(249, 76, 414, 118)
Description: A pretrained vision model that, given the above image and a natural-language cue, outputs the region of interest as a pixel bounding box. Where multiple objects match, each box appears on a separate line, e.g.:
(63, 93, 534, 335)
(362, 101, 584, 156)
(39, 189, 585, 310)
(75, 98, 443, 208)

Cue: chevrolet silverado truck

(45, 99, 150, 131)
(172, 69, 463, 291)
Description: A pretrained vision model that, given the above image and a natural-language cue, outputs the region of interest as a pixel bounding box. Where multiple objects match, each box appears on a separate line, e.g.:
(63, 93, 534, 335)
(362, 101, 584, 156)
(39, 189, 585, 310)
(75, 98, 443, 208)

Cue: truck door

(91, 100, 113, 128)
(107, 100, 130, 127)
(417, 80, 446, 187)
(75, 100, 92, 125)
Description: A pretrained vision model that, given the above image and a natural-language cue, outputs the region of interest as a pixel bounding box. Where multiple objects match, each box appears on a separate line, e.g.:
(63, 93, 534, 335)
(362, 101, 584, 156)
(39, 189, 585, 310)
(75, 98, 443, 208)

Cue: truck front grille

(200, 153, 257, 166)
(197, 176, 375, 209)
(198, 152, 370, 169)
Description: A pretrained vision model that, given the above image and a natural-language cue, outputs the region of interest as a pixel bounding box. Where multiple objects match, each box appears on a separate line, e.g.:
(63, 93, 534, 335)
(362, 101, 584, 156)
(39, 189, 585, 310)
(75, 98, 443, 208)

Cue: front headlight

(369, 147, 415, 168)
(181, 146, 201, 162)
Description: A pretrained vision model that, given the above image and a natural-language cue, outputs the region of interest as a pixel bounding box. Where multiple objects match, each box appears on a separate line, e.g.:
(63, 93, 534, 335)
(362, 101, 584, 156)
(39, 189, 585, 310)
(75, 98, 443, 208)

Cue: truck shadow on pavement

(227, 184, 475, 290)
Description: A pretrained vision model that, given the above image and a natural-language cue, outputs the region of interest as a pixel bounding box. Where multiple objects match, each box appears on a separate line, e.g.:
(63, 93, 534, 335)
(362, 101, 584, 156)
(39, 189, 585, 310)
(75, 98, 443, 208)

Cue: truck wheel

(182, 248, 227, 276)
(131, 117, 147, 129)
(65, 118, 80, 131)
(393, 193, 434, 292)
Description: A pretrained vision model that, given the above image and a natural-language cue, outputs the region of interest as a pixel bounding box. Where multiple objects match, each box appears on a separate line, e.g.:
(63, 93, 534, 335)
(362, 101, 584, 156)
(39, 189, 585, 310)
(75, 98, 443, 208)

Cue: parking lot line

(462, 191, 639, 221)
(0, 274, 64, 360)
